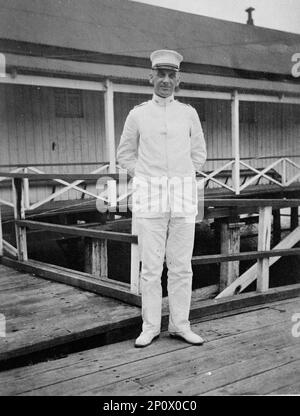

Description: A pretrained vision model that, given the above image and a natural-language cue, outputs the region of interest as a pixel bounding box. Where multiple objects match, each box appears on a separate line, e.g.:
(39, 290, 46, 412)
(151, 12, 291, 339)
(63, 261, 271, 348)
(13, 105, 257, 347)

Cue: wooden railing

(1, 156, 299, 203)
(193, 199, 300, 297)
(196, 157, 300, 194)
(0, 171, 299, 307)
(0, 170, 141, 305)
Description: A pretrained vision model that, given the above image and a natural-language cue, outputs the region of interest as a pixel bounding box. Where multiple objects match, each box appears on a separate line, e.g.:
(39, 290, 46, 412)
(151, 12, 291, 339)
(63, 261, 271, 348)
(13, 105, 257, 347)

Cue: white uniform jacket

(117, 94, 207, 217)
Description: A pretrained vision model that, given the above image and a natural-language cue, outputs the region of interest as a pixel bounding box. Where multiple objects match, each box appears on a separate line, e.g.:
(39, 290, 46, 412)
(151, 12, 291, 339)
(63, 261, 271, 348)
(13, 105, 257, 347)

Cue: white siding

(0, 84, 106, 203)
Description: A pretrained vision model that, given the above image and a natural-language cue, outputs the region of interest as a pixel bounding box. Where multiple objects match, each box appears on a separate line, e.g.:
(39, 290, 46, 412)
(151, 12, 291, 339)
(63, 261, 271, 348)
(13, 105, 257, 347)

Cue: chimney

(245, 7, 255, 25)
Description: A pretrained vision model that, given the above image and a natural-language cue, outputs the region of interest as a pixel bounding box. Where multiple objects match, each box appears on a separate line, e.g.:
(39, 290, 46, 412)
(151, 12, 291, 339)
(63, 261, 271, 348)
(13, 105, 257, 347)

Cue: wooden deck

(0, 296, 299, 396)
(1, 259, 300, 372)
(0, 262, 219, 366)
(0, 263, 141, 365)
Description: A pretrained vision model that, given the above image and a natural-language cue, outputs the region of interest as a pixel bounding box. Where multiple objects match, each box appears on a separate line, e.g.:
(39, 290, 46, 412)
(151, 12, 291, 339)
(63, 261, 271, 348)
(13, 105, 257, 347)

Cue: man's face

(150, 68, 180, 98)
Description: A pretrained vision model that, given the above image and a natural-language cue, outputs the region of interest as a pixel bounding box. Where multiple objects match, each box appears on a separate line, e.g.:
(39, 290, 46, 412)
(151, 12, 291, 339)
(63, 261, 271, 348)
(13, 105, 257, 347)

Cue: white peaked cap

(150, 49, 183, 71)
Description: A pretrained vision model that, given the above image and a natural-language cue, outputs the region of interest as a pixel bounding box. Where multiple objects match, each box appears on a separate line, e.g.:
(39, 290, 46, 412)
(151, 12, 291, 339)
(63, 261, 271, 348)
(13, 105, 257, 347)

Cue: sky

(131, 0, 300, 34)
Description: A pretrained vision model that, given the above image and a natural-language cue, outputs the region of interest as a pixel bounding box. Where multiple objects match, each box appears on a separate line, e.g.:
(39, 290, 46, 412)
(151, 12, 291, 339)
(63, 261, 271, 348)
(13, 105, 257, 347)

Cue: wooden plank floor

(0, 264, 141, 363)
(0, 297, 299, 396)
(0, 263, 219, 365)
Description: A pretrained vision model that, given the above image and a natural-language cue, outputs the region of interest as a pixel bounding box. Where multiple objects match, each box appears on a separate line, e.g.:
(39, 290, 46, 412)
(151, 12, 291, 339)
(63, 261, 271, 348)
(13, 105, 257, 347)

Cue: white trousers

(137, 214, 195, 334)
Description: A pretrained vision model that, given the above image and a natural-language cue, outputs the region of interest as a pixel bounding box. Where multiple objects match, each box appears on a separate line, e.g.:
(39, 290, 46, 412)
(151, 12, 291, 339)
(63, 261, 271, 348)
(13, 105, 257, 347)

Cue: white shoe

(169, 329, 204, 345)
(135, 331, 160, 348)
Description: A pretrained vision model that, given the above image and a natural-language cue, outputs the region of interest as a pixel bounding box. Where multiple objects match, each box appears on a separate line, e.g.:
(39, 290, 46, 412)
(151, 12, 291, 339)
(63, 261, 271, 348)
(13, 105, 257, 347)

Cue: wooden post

(84, 238, 108, 279)
(282, 158, 287, 186)
(219, 218, 242, 291)
(12, 178, 28, 261)
(0, 206, 3, 257)
(130, 214, 140, 294)
(272, 209, 281, 245)
(291, 207, 299, 231)
(257, 206, 272, 292)
(217, 223, 300, 299)
(231, 90, 240, 195)
(104, 79, 116, 173)
(23, 167, 30, 209)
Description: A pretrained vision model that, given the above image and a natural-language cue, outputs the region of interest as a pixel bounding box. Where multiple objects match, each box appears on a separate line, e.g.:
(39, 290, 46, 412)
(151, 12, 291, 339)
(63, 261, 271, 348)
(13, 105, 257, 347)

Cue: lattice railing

(196, 157, 300, 194)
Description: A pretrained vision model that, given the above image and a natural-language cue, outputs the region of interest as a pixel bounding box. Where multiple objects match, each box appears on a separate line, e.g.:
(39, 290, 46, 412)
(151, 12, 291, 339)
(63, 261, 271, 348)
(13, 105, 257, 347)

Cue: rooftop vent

(246, 7, 255, 25)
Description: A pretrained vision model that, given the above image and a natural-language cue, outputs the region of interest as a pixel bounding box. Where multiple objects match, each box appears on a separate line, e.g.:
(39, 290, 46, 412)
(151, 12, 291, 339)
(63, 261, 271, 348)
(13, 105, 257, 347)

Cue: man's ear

(149, 73, 154, 85)
(174, 73, 181, 92)
(174, 74, 181, 92)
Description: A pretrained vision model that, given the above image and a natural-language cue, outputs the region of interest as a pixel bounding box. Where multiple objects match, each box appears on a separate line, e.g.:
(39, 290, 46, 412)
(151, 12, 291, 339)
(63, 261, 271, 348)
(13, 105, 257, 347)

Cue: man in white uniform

(117, 50, 207, 347)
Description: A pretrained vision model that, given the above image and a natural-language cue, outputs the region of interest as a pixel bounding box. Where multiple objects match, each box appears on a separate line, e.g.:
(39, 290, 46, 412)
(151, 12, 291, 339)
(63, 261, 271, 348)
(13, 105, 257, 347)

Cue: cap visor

(152, 64, 179, 71)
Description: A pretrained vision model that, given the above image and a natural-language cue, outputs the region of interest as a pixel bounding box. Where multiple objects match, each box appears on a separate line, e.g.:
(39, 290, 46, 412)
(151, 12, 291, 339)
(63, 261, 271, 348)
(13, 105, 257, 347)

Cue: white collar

(152, 93, 175, 106)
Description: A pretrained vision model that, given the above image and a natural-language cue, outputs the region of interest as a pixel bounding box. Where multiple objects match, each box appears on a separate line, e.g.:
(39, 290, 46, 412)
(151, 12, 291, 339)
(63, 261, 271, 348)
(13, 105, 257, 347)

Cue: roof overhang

(2, 53, 300, 98)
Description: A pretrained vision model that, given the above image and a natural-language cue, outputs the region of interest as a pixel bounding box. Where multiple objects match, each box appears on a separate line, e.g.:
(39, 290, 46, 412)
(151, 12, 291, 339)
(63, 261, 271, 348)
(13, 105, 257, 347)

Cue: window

(55, 89, 83, 118)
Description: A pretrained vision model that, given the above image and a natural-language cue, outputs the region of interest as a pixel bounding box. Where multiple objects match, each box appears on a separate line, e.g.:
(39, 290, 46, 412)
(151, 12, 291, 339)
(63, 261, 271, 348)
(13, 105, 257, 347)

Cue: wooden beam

(192, 284, 219, 300)
(256, 206, 272, 292)
(122, 199, 299, 219)
(219, 220, 242, 291)
(0, 198, 14, 208)
(104, 79, 116, 173)
(206, 206, 258, 220)
(113, 83, 231, 100)
(162, 284, 219, 310)
(23, 168, 30, 210)
(138, 86, 300, 104)
(112, 79, 300, 103)
(0, 73, 105, 91)
(204, 199, 300, 208)
(12, 178, 27, 261)
(192, 247, 300, 264)
(0, 162, 109, 168)
(231, 90, 240, 195)
(0, 257, 141, 307)
(239, 94, 300, 105)
(2, 240, 18, 258)
(99, 239, 108, 279)
(177, 90, 232, 100)
(84, 238, 108, 280)
(112, 84, 152, 95)
(282, 158, 287, 185)
(0, 172, 119, 180)
(16, 220, 138, 244)
(216, 225, 300, 298)
(112, 84, 300, 104)
(188, 283, 300, 323)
